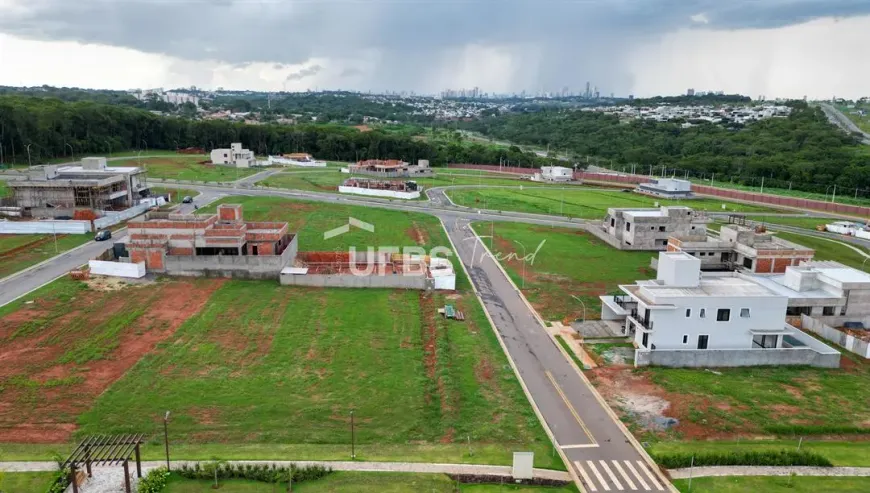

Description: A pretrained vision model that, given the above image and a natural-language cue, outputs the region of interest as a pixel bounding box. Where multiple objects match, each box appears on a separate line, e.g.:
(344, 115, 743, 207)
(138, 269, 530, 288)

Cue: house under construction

(347, 159, 433, 178)
(9, 157, 149, 218)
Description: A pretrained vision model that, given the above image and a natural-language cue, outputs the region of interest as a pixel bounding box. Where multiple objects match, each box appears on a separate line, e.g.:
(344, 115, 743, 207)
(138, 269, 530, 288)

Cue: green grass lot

(1, 198, 559, 469)
(775, 232, 869, 271)
(165, 472, 578, 492)
(673, 476, 870, 493)
(0, 233, 91, 279)
(651, 439, 870, 467)
(0, 180, 9, 197)
(259, 170, 561, 196)
(110, 156, 260, 182)
(641, 349, 870, 439)
(0, 472, 56, 493)
(471, 222, 652, 321)
(450, 189, 778, 218)
(747, 216, 835, 230)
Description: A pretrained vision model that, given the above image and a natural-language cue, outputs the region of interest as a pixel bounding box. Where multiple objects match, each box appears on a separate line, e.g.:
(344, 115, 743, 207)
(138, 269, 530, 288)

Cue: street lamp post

(26, 144, 32, 168)
(570, 295, 587, 324)
(514, 240, 527, 289)
(350, 410, 356, 460)
(163, 411, 171, 471)
(65, 143, 74, 163)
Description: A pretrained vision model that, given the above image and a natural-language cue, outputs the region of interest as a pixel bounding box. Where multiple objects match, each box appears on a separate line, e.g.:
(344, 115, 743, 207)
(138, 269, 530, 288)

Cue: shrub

(652, 450, 833, 469)
(139, 467, 170, 493)
(175, 462, 331, 485)
(45, 469, 71, 493)
(765, 424, 870, 436)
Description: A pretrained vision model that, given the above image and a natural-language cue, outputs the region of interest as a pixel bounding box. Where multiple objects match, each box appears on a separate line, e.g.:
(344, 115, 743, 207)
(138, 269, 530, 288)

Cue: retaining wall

(635, 347, 840, 368)
(801, 314, 870, 359)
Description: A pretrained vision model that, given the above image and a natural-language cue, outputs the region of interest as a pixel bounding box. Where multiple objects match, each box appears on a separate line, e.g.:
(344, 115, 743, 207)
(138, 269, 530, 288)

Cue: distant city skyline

(1, 2, 869, 99)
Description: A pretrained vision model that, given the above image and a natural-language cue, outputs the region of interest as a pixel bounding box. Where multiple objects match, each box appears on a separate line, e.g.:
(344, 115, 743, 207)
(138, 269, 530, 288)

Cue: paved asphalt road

(444, 217, 670, 492)
(821, 103, 870, 145)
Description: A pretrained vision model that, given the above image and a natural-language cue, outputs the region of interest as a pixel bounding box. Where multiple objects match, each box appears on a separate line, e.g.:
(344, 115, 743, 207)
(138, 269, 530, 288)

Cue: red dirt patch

(0, 279, 222, 443)
(406, 222, 430, 246)
(0, 235, 66, 260)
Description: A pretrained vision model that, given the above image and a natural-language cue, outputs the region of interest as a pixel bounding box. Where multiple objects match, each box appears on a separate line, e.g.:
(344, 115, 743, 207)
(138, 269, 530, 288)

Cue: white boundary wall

(338, 186, 420, 200)
(94, 203, 151, 229)
(0, 220, 90, 234)
(802, 314, 870, 358)
(88, 260, 146, 278)
(268, 156, 327, 167)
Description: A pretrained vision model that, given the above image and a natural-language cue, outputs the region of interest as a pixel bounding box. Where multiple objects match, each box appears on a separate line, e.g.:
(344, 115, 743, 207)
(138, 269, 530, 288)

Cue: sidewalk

(0, 460, 571, 481)
(668, 465, 870, 479)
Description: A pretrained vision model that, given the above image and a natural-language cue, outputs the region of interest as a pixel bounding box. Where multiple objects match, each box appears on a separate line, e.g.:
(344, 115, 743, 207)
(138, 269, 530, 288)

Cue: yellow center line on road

(545, 370, 597, 445)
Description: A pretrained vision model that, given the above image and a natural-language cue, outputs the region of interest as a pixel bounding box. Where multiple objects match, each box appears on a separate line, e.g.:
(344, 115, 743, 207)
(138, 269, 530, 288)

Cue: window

(699, 252, 706, 257)
(610, 218, 615, 227)
(659, 226, 666, 232)
(753, 334, 778, 349)
(641, 332, 649, 348)
(740, 308, 750, 318)
(697, 335, 709, 350)
(823, 306, 835, 316)
(743, 257, 753, 269)
(700, 308, 706, 318)
(651, 226, 655, 231)
(685, 308, 691, 317)
(626, 222, 631, 232)
(786, 306, 812, 316)
(682, 334, 689, 344)
(716, 309, 730, 321)
(691, 226, 696, 230)
(660, 239, 668, 246)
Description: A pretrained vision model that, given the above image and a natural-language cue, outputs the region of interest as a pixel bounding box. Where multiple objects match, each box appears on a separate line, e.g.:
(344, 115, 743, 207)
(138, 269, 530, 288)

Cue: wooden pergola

(62, 434, 146, 493)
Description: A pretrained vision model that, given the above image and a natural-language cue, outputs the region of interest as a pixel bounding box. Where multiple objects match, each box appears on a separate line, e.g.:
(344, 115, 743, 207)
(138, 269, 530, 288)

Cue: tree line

(0, 95, 555, 168)
(456, 101, 870, 194)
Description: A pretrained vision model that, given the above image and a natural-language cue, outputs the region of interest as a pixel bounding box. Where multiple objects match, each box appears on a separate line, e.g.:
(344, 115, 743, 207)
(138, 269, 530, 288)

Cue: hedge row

(175, 462, 331, 484)
(652, 450, 833, 469)
(765, 424, 870, 436)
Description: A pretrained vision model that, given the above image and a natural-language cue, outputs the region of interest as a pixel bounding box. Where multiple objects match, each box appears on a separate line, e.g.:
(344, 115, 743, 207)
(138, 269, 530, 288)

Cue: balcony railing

(612, 294, 635, 309)
(629, 309, 654, 331)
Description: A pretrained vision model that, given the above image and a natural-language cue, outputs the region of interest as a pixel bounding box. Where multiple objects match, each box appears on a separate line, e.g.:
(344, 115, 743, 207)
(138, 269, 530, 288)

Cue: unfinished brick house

(663, 224, 814, 274)
(126, 204, 297, 279)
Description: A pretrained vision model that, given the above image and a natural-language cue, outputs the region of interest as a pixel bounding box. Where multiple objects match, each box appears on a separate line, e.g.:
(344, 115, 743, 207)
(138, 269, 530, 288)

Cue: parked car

(94, 230, 112, 242)
(182, 196, 193, 203)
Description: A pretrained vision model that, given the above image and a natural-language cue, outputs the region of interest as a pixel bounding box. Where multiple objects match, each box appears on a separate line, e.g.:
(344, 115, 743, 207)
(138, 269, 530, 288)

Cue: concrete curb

(0, 460, 571, 481)
(437, 218, 582, 490)
(668, 465, 870, 479)
(467, 222, 678, 493)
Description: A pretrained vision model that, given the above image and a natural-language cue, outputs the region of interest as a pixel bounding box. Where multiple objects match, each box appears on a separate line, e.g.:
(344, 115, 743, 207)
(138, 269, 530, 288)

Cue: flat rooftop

(749, 274, 838, 300)
(629, 274, 780, 301)
(58, 165, 141, 174)
(804, 261, 870, 284)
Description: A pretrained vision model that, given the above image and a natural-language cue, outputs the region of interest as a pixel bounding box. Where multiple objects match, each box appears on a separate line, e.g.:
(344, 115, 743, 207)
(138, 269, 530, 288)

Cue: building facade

(210, 143, 255, 168)
(665, 224, 814, 273)
(9, 157, 148, 218)
(600, 252, 840, 368)
(596, 206, 707, 250)
(532, 166, 573, 182)
(345, 159, 433, 178)
(636, 178, 693, 198)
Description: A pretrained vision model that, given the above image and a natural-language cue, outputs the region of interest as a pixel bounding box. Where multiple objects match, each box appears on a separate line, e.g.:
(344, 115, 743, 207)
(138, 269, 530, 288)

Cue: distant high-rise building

(687, 88, 695, 96)
(585, 81, 591, 99)
(628, 94, 634, 101)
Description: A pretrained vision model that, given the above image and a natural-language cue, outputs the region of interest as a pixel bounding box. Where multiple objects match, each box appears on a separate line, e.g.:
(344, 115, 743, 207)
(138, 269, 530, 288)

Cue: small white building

(637, 178, 693, 198)
(532, 166, 573, 182)
(600, 252, 840, 368)
(210, 143, 255, 168)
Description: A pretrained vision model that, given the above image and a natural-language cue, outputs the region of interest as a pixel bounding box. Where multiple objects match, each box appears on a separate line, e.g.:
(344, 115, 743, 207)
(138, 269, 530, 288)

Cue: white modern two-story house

(600, 252, 839, 368)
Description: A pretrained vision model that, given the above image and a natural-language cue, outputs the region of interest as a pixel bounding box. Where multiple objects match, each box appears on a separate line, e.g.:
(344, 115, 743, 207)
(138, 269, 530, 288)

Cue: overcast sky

(1, 0, 868, 99)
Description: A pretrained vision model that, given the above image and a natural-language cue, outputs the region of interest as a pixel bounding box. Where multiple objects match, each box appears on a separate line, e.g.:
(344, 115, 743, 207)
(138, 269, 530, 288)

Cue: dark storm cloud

(285, 64, 322, 81)
(2, 0, 869, 91)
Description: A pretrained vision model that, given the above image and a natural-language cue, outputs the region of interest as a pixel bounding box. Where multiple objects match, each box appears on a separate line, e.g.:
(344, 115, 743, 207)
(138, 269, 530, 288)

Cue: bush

(175, 462, 331, 485)
(652, 450, 833, 469)
(45, 469, 71, 493)
(139, 467, 170, 493)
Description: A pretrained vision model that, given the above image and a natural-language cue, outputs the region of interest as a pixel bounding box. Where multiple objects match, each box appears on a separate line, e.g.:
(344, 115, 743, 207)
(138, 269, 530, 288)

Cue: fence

(94, 203, 151, 229)
(801, 314, 870, 359)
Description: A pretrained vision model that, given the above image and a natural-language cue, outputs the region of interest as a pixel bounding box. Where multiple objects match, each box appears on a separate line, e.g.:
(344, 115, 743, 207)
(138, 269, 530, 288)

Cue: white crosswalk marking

(574, 461, 598, 492)
(612, 460, 637, 490)
(586, 460, 611, 491)
(599, 460, 623, 490)
(624, 460, 650, 491)
(637, 461, 664, 490)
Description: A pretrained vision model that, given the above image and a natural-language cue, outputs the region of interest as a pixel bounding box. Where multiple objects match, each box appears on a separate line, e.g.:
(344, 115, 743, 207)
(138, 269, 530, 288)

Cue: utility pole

(65, 143, 74, 163)
(760, 176, 764, 194)
(832, 185, 837, 203)
(163, 411, 171, 470)
(26, 144, 32, 167)
(350, 410, 356, 459)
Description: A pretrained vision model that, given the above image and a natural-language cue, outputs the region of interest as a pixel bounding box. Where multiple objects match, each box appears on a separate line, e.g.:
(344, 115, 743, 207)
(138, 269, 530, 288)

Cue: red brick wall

(168, 247, 194, 256)
(755, 258, 773, 273)
(773, 258, 794, 273)
(250, 242, 275, 255)
(218, 204, 242, 222)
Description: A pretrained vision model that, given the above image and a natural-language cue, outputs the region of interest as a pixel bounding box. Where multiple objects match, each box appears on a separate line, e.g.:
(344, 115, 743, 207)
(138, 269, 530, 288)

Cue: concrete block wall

(635, 347, 840, 368)
(802, 314, 870, 359)
(280, 272, 430, 290)
(0, 220, 91, 234)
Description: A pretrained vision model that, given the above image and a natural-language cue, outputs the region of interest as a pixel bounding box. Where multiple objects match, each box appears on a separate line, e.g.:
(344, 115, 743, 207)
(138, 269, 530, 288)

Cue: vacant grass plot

(77, 281, 555, 466)
(166, 471, 578, 492)
(110, 155, 259, 182)
(0, 233, 91, 279)
(0, 472, 56, 493)
(448, 188, 778, 218)
(775, 232, 870, 271)
(673, 476, 870, 493)
(197, 196, 454, 255)
(748, 216, 833, 230)
(471, 222, 652, 321)
(588, 348, 870, 445)
(0, 277, 221, 442)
